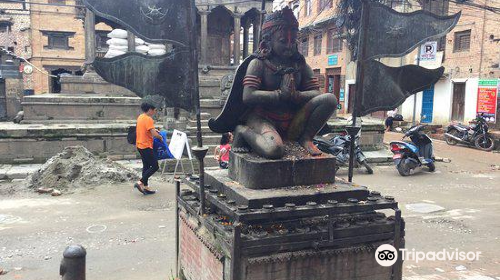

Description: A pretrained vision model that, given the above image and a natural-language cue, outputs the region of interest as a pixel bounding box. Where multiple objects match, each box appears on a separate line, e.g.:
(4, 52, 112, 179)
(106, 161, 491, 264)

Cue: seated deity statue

(208, 7, 338, 159)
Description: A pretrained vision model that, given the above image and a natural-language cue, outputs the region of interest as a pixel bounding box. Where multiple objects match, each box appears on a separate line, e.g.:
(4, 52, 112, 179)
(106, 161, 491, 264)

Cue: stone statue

(208, 7, 338, 159)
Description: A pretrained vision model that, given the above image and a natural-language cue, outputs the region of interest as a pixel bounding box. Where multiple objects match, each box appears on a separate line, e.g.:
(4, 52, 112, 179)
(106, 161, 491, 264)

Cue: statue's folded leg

(233, 115, 285, 159)
(289, 93, 338, 156)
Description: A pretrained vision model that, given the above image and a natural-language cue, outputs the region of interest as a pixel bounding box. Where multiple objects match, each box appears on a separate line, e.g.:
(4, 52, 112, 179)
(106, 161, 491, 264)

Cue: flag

(364, 2, 461, 60)
(83, 0, 197, 111)
(357, 59, 444, 116)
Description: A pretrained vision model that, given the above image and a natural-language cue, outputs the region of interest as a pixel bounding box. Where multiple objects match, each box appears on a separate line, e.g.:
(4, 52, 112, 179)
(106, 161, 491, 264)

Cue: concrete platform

(205, 169, 370, 208)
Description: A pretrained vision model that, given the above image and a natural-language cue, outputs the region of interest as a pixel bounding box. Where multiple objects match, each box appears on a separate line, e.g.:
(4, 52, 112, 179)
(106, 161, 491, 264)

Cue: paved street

(0, 132, 499, 280)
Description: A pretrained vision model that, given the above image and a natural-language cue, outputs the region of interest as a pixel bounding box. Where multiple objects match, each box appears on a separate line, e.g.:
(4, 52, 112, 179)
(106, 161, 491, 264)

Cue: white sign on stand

(161, 129, 194, 177)
(419, 41, 438, 62)
(169, 129, 192, 160)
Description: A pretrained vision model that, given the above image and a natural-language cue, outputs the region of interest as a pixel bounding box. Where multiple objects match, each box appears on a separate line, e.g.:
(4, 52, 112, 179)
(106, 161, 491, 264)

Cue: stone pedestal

(228, 152, 336, 189)
(177, 149, 405, 280)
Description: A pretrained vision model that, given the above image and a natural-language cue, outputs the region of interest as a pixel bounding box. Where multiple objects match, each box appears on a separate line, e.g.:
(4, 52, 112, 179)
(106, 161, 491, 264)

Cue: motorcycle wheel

(362, 161, 374, 174)
(427, 162, 436, 172)
(397, 162, 411, 176)
(445, 129, 460, 145)
(474, 135, 495, 151)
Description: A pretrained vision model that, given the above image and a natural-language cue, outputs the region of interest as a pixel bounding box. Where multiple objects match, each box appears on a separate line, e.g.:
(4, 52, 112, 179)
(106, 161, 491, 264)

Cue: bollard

(60, 245, 86, 280)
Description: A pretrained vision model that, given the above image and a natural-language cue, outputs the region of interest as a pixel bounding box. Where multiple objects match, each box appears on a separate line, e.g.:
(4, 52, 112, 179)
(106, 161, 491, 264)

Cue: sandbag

(148, 43, 167, 50)
(107, 29, 128, 39)
(135, 37, 145, 45)
(107, 38, 128, 47)
(104, 49, 126, 58)
(109, 45, 128, 52)
(135, 45, 150, 53)
(148, 49, 167, 56)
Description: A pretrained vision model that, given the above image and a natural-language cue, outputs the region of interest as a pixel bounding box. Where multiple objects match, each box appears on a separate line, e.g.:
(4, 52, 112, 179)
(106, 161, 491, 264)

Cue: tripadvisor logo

(375, 244, 482, 266)
(375, 244, 398, 267)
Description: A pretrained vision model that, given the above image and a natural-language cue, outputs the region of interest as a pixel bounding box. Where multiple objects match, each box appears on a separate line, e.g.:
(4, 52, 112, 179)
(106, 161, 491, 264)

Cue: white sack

(109, 45, 128, 52)
(148, 49, 167, 56)
(135, 45, 150, 53)
(107, 29, 128, 39)
(106, 38, 128, 47)
(135, 37, 145, 45)
(148, 44, 167, 50)
(104, 49, 126, 58)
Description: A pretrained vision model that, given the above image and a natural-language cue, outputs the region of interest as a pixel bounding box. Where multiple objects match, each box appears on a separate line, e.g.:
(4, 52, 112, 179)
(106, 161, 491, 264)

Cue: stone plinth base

(205, 169, 368, 208)
(21, 94, 141, 123)
(228, 151, 336, 189)
(60, 73, 137, 97)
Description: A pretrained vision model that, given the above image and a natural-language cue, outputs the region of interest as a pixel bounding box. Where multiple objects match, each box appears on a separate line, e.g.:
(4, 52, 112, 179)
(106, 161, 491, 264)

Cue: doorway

(348, 84, 356, 114)
(0, 79, 6, 120)
(451, 82, 466, 121)
(421, 86, 435, 123)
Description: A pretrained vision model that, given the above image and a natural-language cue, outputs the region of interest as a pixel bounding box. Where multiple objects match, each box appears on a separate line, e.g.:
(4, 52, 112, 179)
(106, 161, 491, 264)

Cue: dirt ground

(0, 132, 499, 280)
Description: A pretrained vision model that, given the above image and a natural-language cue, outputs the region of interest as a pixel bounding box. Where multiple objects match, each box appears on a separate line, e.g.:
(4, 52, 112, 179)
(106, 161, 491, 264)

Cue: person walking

(134, 102, 163, 195)
(214, 133, 233, 169)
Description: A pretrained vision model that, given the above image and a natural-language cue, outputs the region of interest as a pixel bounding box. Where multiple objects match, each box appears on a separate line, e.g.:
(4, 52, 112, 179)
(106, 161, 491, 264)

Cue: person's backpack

(127, 126, 136, 145)
(394, 114, 404, 121)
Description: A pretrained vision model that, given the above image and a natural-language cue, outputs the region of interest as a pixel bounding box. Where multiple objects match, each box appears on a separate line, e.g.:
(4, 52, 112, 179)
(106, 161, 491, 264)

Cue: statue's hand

(280, 74, 295, 102)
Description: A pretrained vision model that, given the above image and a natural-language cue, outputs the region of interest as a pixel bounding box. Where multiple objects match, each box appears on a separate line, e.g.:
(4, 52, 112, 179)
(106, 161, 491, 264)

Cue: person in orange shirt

(134, 103, 163, 195)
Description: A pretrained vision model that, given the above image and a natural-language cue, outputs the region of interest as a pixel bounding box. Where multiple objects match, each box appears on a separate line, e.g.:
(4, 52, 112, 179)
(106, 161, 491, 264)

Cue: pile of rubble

(27, 146, 138, 194)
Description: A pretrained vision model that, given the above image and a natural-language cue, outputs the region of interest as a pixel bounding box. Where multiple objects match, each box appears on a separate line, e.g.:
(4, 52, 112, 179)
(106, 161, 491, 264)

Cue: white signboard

(420, 41, 438, 62)
(168, 129, 192, 160)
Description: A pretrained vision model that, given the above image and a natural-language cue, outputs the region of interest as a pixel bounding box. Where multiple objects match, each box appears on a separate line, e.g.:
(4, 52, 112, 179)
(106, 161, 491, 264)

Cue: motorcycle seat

(454, 124, 469, 131)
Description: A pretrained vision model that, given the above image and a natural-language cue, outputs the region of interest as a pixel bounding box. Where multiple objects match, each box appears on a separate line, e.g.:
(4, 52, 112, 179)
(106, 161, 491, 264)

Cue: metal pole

(175, 180, 181, 277)
(348, 0, 370, 183)
(412, 45, 422, 126)
(187, 0, 208, 215)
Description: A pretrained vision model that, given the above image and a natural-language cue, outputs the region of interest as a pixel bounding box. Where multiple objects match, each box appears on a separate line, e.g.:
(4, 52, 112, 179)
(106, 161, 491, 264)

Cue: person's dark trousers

(138, 148, 159, 186)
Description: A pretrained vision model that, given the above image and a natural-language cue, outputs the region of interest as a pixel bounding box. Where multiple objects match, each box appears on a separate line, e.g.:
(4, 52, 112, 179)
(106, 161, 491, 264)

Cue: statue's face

(270, 28, 298, 59)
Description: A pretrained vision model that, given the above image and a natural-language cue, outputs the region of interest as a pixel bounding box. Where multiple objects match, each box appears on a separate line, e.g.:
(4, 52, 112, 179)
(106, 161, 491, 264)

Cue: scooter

(390, 125, 435, 176)
(314, 130, 374, 174)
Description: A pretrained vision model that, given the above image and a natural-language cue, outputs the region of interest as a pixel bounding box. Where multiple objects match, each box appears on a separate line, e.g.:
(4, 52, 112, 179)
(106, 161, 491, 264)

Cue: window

(437, 36, 446, 52)
(453, 30, 471, 52)
(300, 37, 309, 56)
(327, 29, 343, 53)
(314, 34, 322, 55)
(95, 31, 109, 52)
(318, 0, 333, 12)
(42, 31, 75, 50)
(305, 0, 312, 17)
(0, 21, 12, 33)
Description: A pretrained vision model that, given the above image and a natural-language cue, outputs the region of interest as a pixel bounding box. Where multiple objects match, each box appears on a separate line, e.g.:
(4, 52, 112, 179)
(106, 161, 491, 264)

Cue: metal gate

(421, 86, 434, 123)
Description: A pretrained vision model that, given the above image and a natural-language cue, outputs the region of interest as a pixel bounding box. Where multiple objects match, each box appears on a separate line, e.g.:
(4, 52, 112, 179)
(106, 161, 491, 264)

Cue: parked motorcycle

(390, 125, 435, 176)
(314, 130, 374, 174)
(445, 114, 495, 151)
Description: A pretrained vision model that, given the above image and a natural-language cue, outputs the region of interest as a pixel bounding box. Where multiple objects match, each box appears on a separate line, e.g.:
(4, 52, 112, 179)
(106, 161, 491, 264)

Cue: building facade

(29, 0, 88, 94)
(382, 0, 500, 127)
(284, 0, 350, 113)
(286, 0, 499, 125)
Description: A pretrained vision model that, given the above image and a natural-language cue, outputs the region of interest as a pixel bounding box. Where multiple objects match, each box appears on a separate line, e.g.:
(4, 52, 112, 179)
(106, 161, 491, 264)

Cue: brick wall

(180, 214, 224, 280)
(0, 2, 33, 92)
(30, 0, 86, 94)
(443, 0, 500, 79)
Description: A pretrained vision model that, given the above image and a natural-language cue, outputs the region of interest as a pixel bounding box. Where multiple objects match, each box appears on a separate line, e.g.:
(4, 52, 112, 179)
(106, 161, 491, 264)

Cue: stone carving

(209, 8, 338, 159)
(220, 73, 234, 106)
